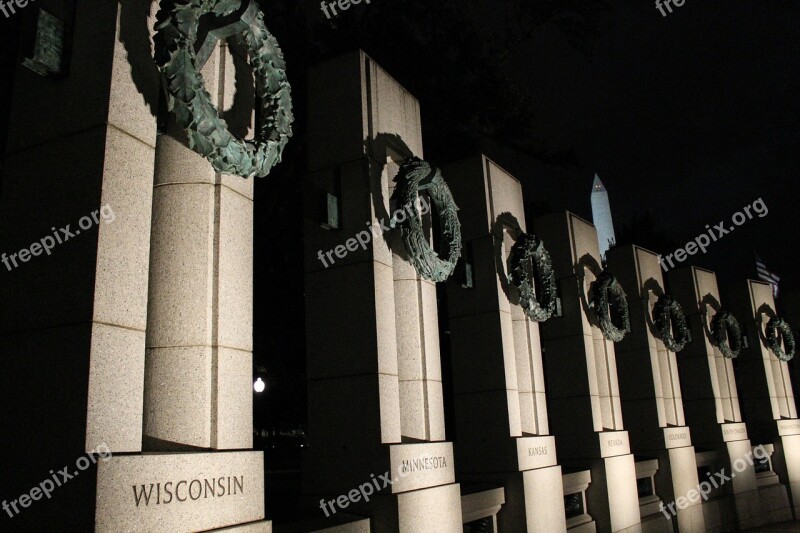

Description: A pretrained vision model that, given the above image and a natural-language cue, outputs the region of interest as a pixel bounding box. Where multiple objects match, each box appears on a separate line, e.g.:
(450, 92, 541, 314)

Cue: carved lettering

(723, 428, 745, 435)
(132, 475, 244, 507)
(528, 446, 548, 456)
(399, 456, 448, 474)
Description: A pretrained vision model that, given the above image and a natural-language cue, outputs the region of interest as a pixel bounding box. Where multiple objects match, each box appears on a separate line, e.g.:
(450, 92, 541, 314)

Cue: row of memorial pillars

(301, 49, 800, 533)
(667, 266, 763, 531)
(727, 279, 800, 520)
(607, 246, 704, 533)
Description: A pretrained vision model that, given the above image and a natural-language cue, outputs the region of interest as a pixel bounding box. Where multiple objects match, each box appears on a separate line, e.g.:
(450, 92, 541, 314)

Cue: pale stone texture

(606, 245, 703, 531)
(144, 41, 253, 451)
(86, 323, 147, 451)
(443, 155, 565, 532)
(96, 451, 265, 532)
(589, 454, 640, 533)
(396, 484, 463, 533)
(534, 212, 641, 533)
(524, 466, 568, 532)
(669, 267, 767, 529)
(726, 279, 800, 519)
(304, 50, 461, 531)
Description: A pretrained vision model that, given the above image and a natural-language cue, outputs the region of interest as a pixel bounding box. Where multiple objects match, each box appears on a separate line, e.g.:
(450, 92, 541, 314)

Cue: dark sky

(490, 1, 800, 293)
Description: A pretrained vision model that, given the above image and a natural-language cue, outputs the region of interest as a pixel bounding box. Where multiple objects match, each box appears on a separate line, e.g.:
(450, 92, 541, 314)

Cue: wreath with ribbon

(765, 317, 796, 362)
(710, 310, 742, 359)
(154, 0, 293, 178)
(652, 294, 690, 352)
(392, 157, 462, 282)
(508, 233, 557, 322)
(591, 270, 630, 342)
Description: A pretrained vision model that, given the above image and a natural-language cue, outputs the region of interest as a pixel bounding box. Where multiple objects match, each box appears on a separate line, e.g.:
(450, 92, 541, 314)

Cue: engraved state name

(528, 446, 548, 456)
(132, 475, 244, 507)
(399, 456, 448, 474)
(723, 428, 745, 435)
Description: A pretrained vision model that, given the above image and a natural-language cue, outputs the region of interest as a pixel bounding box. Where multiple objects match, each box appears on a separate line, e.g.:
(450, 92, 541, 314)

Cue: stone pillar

(143, 40, 255, 452)
(96, 38, 271, 532)
(606, 245, 704, 532)
(533, 212, 641, 533)
(669, 266, 763, 530)
(726, 279, 800, 521)
(0, 0, 157, 528)
(303, 50, 461, 532)
(442, 155, 565, 532)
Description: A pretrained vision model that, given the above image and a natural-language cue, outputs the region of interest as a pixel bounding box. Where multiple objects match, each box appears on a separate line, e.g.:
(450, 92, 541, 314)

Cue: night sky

(498, 0, 800, 292)
(253, 0, 800, 293)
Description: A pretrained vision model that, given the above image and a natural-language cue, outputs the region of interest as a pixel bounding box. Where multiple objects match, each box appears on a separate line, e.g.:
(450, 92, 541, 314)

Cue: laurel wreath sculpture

(765, 317, 796, 362)
(508, 233, 557, 322)
(653, 294, 690, 352)
(154, 0, 293, 178)
(591, 270, 631, 342)
(393, 157, 462, 282)
(710, 310, 742, 359)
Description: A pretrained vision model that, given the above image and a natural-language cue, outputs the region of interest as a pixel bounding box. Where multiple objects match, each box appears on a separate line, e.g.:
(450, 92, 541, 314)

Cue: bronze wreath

(154, 0, 293, 178)
(710, 310, 742, 359)
(765, 317, 796, 362)
(652, 294, 690, 352)
(392, 157, 462, 282)
(508, 233, 557, 322)
(591, 270, 631, 342)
